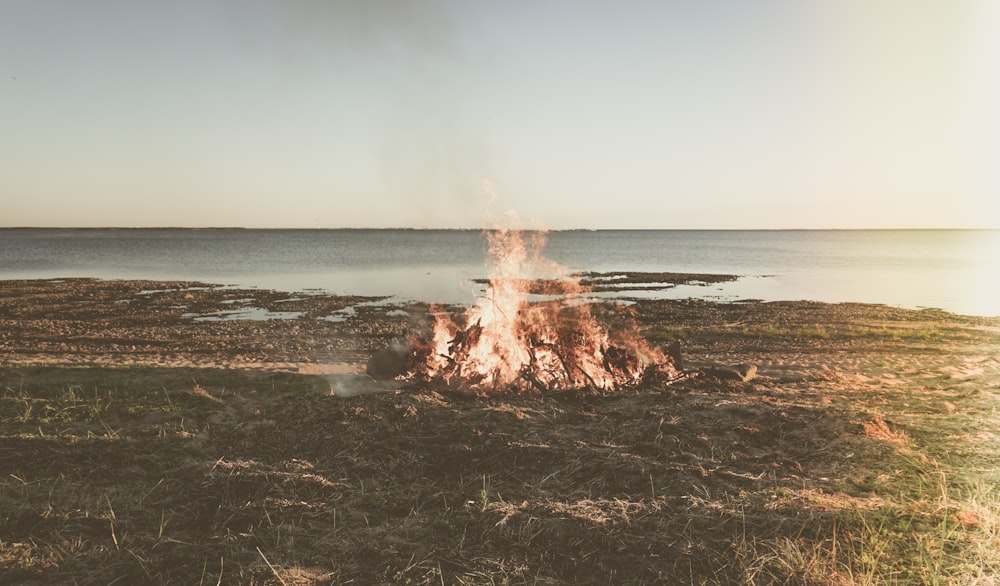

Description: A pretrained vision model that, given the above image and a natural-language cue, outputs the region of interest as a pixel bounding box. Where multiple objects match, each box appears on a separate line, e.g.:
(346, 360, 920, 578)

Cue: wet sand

(4, 277, 999, 387)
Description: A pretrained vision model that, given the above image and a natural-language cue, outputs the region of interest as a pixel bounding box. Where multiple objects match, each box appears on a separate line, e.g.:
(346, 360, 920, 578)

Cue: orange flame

(412, 228, 677, 392)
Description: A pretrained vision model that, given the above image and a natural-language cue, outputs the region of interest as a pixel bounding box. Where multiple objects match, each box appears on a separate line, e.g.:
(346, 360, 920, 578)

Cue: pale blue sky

(2, 0, 998, 228)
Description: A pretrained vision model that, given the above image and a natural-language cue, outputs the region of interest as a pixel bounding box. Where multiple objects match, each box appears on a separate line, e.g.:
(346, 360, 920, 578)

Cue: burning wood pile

(369, 228, 681, 393)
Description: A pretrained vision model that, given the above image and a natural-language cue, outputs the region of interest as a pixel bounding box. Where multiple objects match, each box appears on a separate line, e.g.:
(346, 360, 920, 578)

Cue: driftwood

(417, 328, 665, 392)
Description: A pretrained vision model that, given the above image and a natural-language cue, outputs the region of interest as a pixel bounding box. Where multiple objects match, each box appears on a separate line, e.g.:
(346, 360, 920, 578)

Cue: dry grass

(2, 289, 999, 584)
(1, 357, 998, 584)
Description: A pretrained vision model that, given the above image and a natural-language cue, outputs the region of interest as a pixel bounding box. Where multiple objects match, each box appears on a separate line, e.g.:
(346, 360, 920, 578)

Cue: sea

(1, 228, 998, 318)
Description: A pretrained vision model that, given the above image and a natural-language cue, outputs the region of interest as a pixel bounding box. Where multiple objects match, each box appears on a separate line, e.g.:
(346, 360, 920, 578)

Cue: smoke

(326, 373, 405, 398)
(377, 108, 491, 229)
(221, 0, 454, 66)
(220, 0, 491, 228)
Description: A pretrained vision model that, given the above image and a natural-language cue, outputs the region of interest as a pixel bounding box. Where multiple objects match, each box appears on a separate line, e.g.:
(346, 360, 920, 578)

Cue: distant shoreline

(1, 227, 996, 232)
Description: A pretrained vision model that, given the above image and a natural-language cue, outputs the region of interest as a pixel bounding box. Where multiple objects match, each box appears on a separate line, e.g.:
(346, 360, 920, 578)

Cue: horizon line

(1, 226, 997, 232)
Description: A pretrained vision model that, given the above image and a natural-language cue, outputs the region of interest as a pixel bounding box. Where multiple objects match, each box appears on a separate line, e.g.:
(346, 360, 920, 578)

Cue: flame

(409, 227, 678, 392)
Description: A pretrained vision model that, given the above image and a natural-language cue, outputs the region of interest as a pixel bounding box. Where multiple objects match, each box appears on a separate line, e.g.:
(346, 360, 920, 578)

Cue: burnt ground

(1, 278, 999, 584)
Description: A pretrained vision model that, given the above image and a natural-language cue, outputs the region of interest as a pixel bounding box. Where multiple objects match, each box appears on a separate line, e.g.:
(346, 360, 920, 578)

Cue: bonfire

(389, 227, 680, 392)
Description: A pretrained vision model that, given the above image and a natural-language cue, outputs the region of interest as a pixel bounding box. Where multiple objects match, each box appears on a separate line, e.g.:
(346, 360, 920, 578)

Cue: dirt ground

(1, 278, 999, 584)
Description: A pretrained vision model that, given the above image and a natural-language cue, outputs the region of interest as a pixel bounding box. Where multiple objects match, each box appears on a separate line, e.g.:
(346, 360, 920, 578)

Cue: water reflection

(2, 229, 998, 317)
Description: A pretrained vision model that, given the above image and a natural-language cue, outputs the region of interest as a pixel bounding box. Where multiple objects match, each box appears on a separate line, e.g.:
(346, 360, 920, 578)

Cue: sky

(1, 0, 998, 229)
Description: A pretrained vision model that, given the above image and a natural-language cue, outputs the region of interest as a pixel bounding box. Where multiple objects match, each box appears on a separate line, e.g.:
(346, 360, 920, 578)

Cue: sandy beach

(2, 278, 999, 584)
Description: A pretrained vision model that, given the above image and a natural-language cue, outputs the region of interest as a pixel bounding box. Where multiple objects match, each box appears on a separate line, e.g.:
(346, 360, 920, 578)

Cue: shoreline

(3, 277, 999, 374)
(4, 229, 999, 317)
(2, 278, 999, 583)
(4, 270, 997, 320)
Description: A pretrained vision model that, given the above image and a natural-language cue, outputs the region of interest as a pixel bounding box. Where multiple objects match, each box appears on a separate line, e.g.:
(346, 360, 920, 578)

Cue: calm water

(1, 229, 998, 317)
